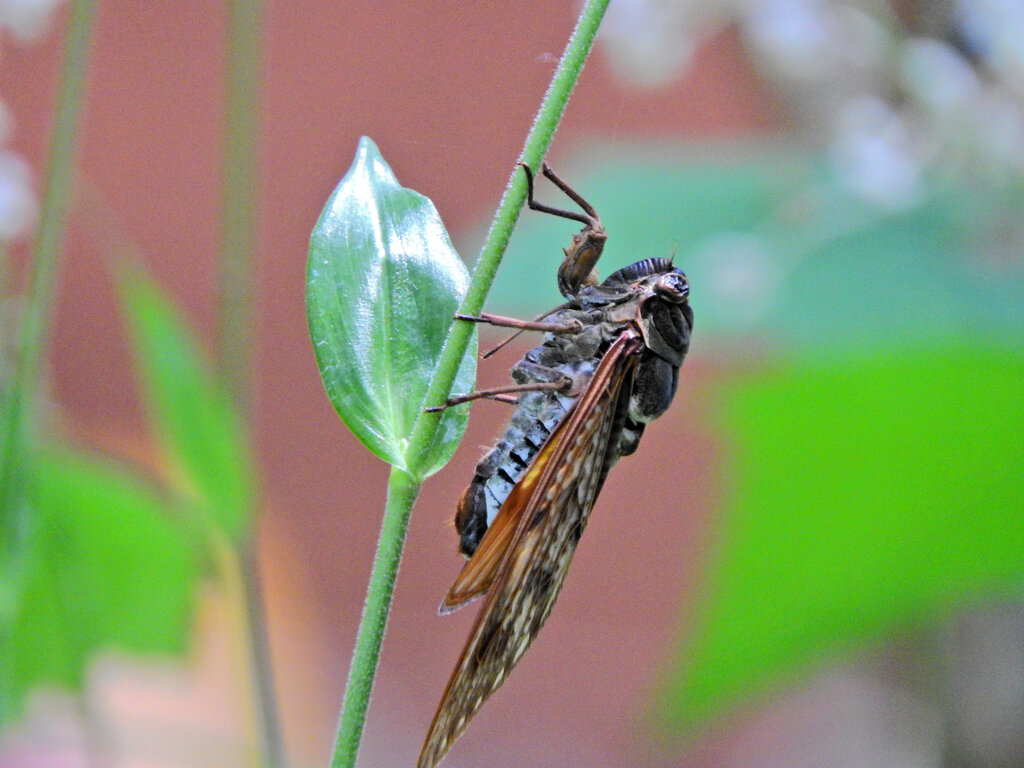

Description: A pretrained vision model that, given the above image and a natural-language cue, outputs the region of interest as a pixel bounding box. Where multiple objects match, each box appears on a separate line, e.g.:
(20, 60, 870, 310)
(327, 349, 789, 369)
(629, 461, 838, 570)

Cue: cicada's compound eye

(655, 272, 689, 303)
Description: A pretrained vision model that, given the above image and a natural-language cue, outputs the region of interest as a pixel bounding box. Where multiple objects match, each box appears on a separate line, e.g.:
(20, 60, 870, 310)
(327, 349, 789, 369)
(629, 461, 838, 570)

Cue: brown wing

(440, 492, 524, 612)
(417, 331, 643, 768)
(440, 392, 577, 613)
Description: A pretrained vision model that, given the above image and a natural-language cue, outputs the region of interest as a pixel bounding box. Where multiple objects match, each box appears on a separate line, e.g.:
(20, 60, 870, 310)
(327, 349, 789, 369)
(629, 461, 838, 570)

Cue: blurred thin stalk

(240, 540, 284, 768)
(0, 241, 8, 297)
(327, 2, 611, 767)
(213, 530, 277, 768)
(0, 0, 96, 560)
(218, 2, 284, 768)
(218, 0, 260, 407)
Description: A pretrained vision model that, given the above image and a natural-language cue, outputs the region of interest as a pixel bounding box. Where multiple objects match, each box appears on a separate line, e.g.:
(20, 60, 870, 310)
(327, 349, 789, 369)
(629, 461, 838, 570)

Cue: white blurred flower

(957, 0, 1024, 86)
(902, 38, 981, 112)
(0, 0, 65, 40)
(742, 0, 895, 134)
(743, 0, 835, 81)
(971, 90, 1024, 173)
(691, 231, 782, 327)
(0, 149, 37, 241)
(830, 96, 925, 210)
(0, 1, 60, 243)
(900, 36, 1024, 181)
(600, 0, 723, 87)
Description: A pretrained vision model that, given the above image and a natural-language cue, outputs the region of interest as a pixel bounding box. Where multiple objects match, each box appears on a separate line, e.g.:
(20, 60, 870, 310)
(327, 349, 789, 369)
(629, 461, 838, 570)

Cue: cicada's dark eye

(655, 272, 689, 302)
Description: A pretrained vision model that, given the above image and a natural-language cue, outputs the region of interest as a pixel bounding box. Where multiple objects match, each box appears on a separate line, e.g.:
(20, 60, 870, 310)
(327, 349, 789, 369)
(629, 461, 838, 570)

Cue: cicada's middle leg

(425, 312, 581, 412)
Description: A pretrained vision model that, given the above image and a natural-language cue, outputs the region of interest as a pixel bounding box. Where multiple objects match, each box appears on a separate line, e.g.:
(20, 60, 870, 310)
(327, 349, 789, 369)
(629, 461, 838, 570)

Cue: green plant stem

(331, 467, 421, 768)
(0, 0, 95, 554)
(326, 2, 609, 767)
(218, 2, 282, 767)
(406, 0, 609, 477)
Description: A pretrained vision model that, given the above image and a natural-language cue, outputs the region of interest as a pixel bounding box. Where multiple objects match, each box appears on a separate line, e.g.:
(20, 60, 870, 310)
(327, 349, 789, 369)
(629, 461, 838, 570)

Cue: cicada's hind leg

(520, 162, 607, 299)
(426, 357, 578, 413)
(520, 162, 599, 227)
(426, 378, 571, 412)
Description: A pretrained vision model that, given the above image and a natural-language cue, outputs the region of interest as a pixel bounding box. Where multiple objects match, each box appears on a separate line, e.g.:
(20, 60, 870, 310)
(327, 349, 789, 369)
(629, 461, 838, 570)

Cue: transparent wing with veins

(417, 332, 641, 768)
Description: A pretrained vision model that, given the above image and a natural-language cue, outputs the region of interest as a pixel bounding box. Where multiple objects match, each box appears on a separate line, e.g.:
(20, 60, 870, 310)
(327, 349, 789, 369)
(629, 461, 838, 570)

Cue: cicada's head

(639, 267, 692, 367)
(597, 258, 692, 367)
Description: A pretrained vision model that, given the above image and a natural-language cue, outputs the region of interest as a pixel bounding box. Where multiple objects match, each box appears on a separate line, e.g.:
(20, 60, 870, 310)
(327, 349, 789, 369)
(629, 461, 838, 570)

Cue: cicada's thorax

(453, 258, 694, 559)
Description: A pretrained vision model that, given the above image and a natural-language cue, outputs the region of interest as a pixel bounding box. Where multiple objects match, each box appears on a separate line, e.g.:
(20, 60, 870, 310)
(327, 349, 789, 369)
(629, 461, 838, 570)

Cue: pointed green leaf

(659, 344, 1024, 730)
(119, 270, 254, 540)
(307, 137, 475, 477)
(1, 446, 198, 725)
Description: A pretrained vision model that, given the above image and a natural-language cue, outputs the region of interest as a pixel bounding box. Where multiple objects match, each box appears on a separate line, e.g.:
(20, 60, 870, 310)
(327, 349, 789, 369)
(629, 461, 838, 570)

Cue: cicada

(419, 164, 693, 768)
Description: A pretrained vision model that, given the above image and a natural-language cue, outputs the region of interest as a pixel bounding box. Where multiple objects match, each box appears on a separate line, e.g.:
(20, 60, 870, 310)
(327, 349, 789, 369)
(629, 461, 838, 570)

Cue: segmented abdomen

(454, 341, 601, 558)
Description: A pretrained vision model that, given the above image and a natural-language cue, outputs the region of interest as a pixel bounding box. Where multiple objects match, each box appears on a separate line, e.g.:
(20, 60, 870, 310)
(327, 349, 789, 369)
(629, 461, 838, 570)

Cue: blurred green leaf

(119, 269, 254, 540)
(1, 446, 197, 725)
(660, 342, 1024, 729)
(307, 136, 475, 477)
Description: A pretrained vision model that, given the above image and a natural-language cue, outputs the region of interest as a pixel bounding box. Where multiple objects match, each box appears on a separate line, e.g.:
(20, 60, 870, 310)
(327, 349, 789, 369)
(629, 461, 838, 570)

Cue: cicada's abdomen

(453, 323, 605, 558)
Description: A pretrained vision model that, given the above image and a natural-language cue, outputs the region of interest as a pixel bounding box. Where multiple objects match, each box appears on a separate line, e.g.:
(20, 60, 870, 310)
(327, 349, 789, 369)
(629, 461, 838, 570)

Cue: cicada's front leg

(520, 162, 607, 298)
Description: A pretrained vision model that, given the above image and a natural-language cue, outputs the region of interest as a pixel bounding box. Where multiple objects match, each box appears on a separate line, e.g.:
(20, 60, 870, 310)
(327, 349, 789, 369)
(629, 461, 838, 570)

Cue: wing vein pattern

(418, 332, 641, 768)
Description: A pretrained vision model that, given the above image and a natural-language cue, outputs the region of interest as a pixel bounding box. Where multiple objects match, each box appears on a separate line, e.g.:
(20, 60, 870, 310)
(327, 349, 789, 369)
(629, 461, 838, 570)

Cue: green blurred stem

(327, 2, 609, 766)
(217, 0, 262, 411)
(240, 539, 284, 768)
(330, 467, 421, 768)
(0, 241, 9, 298)
(0, 0, 95, 553)
(218, 2, 283, 768)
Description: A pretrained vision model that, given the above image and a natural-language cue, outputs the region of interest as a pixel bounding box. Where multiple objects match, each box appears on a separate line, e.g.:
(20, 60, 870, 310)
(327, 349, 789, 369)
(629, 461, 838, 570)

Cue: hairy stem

(330, 467, 421, 768)
(406, 0, 610, 476)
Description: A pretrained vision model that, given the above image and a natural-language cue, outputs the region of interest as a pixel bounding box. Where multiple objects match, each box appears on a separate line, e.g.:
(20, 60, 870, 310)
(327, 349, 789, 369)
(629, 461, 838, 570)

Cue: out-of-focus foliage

(120, 269, 255, 541)
(1, 268, 255, 725)
(1, 447, 198, 725)
(660, 343, 1024, 727)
